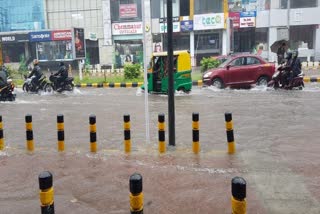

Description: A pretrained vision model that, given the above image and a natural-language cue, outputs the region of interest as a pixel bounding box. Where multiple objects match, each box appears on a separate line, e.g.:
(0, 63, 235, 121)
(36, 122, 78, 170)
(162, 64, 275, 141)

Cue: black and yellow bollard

(89, 115, 97, 153)
(25, 114, 34, 152)
(231, 176, 246, 214)
(130, 173, 143, 214)
(158, 114, 166, 153)
(0, 115, 4, 150)
(192, 113, 200, 154)
(57, 114, 65, 152)
(225, 112, 235, 154)
(124, 114, 131, 153)
(39, 171, 54, 214)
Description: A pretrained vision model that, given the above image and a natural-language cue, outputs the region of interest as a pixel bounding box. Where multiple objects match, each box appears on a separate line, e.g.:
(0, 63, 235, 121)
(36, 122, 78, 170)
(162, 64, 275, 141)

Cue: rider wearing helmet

(53, 62, 68, 89)
(28, 59, 44, 89)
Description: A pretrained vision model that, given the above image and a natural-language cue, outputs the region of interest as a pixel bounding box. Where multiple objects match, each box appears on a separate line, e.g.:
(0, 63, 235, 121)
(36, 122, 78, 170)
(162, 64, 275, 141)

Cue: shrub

(124, 63, 142, 79)
(200, 57, 220, 73)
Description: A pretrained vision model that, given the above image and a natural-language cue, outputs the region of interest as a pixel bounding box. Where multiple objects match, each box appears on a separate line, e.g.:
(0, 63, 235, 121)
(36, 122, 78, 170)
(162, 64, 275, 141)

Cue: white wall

(290, 7, 320, 26)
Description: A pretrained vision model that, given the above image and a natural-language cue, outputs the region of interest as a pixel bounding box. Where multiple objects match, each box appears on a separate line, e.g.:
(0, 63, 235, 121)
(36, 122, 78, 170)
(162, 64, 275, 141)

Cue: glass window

(151, 0, 161, 18)
(195, 33, 221, 51)
(111, 0, 142, 22)
(291, 0, 317, 8)
(36, 41, 73, 61)
(281, 0, 317, 8)
(163, 33, 190, 51)
(160, 0, 180, 17)
(230, 57, 245, 66)
(194, 0, 222, 14)
(114, 40, 143, 68)
(289, 25, 315, 49)
(180, 0, 190, 16)
(2, 43, 25, 63)
(246, 57, 260, 65)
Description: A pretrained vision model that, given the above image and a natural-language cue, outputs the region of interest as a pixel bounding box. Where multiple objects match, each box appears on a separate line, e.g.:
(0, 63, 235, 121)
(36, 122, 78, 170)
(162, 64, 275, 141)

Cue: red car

(202, 54, 275, 88)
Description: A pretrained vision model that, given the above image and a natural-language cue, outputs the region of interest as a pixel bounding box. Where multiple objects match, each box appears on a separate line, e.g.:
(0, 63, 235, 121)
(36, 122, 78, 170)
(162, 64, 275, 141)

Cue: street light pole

(141, 0, 150, 144)
(167, 0, 175, 146)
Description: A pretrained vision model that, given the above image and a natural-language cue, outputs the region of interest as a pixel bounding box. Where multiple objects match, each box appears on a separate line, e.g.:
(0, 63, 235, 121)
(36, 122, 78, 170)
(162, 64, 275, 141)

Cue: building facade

(0, 0, 319, 68)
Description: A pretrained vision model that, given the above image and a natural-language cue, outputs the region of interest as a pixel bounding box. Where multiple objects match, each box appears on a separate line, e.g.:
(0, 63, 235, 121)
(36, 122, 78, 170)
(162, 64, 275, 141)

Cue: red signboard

(229, 12, 240, 29)
(119, 4, 137, 18)
(52, 30, 72, 41)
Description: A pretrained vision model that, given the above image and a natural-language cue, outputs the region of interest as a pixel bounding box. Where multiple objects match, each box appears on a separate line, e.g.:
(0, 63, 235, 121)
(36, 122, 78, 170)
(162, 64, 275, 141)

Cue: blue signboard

(180, 20, 193, 32)
(29, 31, 52, 42)
(240, 11, 256, 17)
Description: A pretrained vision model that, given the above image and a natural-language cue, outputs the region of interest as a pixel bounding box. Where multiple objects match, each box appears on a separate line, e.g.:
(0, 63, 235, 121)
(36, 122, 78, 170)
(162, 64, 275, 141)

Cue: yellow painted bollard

(158, 114, 166, 153)
(0, 115, 4, 150)
(57, 115, 65, 152)
(130, 173, 143, 214)
(39, 171, 55, 214)
(25, 114, 34, 152)
(192, 112, 200, 154)
(89, 115, 97, 153)
(231, 177, 246, 214)
(225, 112, 235, 154)
(124, 114, 131, 153)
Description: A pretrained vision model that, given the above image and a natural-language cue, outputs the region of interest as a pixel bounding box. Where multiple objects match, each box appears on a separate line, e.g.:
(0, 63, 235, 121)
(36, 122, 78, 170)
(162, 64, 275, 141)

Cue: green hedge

(124, 63, 142, 79)
(200, 57, 220, 73)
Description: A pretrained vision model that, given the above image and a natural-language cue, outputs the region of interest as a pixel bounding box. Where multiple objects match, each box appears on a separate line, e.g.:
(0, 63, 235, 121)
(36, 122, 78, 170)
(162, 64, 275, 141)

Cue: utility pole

(167, 0, 175, 146)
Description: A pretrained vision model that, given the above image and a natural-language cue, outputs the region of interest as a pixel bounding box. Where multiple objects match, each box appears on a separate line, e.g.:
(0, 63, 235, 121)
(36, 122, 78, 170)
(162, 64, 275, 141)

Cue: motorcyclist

(287, 50, 302, 86)
(53, 62, 68, 89)
(28, 59, 44, 89)
(278, 51, 293, 87)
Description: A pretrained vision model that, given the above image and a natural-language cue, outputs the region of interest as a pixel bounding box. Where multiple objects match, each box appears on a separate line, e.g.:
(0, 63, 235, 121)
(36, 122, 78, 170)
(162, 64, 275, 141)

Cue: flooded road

(1, 85, 320, 213)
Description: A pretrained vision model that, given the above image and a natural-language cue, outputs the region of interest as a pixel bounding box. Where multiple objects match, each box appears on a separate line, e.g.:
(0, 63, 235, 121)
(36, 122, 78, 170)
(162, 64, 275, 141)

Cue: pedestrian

(277, 43, 286, 64)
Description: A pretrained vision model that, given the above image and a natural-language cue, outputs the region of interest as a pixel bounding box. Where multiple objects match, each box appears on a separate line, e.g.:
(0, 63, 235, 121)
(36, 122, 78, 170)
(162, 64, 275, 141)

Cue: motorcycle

(0, 78, 16, 101)
(267, 65, 304, 90)
(22, 74, 53, 93)
(49, 73, 74, 93)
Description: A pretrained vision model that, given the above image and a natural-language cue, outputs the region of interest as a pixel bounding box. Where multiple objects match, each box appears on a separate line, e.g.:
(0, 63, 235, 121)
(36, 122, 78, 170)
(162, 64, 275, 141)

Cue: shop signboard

(194, 13, 225, 30)
(112, 22, 143, 35)
(160, 22, 180, 33)
(229, 12, 240, 28)
(0, 34, 29, 43)
(29, 31, 52, 42)
(119, 4, 137, 18)
(180, 20, 193, 32)
(73, 28, 86, 59)
(240, 11, 256, 28)
(52, 30, 72, 41)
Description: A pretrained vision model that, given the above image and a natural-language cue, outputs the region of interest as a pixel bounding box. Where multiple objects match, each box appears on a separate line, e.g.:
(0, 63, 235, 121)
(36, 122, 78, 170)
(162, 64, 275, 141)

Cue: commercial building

(0, 0, 319, 68)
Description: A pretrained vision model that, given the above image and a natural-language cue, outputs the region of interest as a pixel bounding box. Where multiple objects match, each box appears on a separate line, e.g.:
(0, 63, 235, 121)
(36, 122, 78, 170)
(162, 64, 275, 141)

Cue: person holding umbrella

(277, 42, 286, 64)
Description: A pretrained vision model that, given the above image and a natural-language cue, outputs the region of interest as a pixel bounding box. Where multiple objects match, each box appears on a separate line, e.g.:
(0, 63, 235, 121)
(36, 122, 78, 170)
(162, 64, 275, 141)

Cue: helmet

(59, 62, 64, 66)
(285, 51, 293, 59)
(33, 59, 39, 65)
(292, 50, 298, 58)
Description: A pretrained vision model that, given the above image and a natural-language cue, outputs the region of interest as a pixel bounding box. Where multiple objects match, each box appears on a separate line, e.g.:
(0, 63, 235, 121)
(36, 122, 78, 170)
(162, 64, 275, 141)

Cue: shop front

(0, 33, 29, 63)
(112, 22, 144, 68)
(193, 13, 224, 65)
(29, 30, 73, 62)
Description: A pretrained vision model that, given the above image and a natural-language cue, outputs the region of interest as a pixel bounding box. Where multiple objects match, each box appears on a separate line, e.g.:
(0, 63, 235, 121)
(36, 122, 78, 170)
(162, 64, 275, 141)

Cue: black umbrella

(270, 40, 289, 53)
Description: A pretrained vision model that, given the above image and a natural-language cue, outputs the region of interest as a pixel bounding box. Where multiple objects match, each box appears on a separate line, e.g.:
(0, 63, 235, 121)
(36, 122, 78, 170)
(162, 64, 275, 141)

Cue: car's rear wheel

(211, 78, 223, 89)
(257, 76, 268, 86)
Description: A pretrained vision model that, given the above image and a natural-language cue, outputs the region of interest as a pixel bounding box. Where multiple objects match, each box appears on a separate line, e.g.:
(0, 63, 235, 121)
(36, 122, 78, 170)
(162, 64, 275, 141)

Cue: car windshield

(218, 57, 233, 68)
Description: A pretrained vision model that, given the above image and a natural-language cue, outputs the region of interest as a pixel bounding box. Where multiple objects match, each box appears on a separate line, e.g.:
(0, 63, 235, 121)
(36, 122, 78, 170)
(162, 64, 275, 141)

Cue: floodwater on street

(0, 85, 320, 213)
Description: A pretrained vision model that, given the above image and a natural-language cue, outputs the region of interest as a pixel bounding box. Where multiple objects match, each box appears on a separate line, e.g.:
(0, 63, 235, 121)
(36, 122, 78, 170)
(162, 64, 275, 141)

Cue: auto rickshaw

(142, 50, 192, 93)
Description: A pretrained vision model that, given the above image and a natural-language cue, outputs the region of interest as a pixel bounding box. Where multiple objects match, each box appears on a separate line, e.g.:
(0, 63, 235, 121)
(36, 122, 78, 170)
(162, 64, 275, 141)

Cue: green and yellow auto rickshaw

(142, 50, 192, 93)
